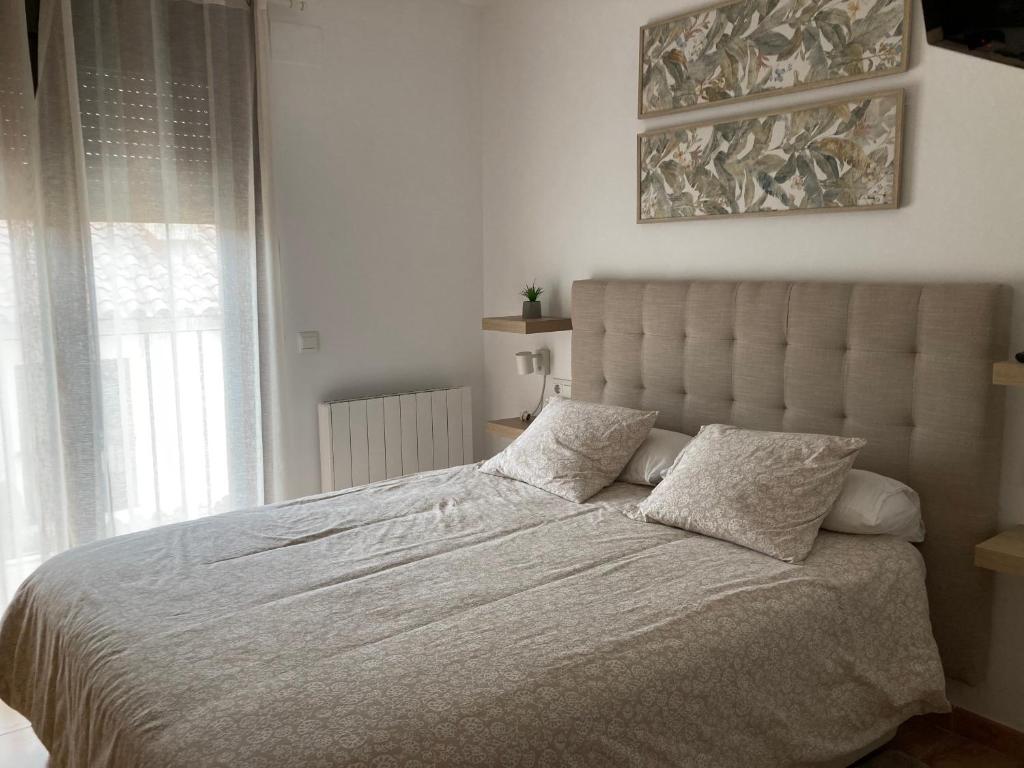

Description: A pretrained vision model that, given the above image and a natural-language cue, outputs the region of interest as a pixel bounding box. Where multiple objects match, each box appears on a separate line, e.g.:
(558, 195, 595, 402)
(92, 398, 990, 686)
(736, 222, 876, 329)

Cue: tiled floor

(0, 701, 47, 768)
(0, 700, 1020, 768)
(0, 701, 27, 736)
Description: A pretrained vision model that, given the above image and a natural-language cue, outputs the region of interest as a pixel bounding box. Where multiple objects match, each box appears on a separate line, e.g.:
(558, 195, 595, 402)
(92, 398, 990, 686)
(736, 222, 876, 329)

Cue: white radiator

(318, 387, 473, 493)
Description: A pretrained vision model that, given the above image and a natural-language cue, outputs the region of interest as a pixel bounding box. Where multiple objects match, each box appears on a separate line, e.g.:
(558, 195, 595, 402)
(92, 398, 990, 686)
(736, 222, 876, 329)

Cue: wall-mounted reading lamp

(515, 349, 549, 422)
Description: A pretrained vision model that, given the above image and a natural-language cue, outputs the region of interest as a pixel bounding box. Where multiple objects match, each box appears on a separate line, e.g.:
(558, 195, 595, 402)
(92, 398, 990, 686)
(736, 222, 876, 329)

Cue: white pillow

(479, 398, 657, 503)
(823, 469, 924, 542)
(618, 428, 692, 486)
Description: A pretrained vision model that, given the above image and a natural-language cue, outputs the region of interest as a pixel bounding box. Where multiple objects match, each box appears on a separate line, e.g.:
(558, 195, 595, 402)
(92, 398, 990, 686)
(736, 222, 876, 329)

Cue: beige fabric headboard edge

(571, 278, 1011, 685)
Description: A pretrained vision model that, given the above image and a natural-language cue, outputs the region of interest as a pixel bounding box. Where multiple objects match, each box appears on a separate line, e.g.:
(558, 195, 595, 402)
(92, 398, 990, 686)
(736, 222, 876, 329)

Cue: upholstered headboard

(571, 279, 1011, 685)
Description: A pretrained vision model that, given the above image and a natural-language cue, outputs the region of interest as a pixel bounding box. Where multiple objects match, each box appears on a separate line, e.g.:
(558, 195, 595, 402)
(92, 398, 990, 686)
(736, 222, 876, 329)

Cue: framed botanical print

(639, 0, 910, 118)
(637, 90, 904, 222)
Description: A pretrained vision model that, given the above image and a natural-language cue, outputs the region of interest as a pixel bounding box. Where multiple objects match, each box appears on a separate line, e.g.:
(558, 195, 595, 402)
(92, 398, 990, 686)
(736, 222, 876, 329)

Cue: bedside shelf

(975, 526, 1024, 576)
(993, 361, 1024, 388)
(487, 418, 529, 439)
(482, 316, 572, 334)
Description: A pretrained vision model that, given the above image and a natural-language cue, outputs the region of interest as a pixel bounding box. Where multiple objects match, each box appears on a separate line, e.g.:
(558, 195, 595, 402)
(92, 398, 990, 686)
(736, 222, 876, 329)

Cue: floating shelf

(993, 361, 1024, 388)
(481, 316, 572, 334)
(975, 526, 1024, 576)
(486, 418, 530, 439)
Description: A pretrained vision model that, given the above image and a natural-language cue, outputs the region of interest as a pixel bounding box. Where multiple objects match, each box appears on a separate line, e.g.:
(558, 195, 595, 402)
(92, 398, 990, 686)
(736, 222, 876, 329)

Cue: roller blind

(78, 66, 215, 223)
(72, 0, 252, 224)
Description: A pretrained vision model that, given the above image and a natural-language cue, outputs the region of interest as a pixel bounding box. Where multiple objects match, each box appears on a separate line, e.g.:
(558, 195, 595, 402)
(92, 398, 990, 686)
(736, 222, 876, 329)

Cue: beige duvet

(0, 465, 947, 768)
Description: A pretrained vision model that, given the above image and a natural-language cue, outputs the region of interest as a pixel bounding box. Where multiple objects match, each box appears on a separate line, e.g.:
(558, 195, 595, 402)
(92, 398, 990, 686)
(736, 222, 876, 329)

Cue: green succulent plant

(520, 283, 544, 302)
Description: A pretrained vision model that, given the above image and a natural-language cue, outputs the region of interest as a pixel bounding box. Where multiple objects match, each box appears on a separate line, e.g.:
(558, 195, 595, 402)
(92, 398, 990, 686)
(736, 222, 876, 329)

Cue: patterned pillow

(637, 424, 866, 562)
(479, 398, 658, 502)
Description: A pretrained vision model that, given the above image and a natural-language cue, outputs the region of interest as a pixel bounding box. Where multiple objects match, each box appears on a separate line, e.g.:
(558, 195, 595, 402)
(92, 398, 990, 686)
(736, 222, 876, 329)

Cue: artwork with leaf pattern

(638, 91, 903, 222)
(640, 0, 909, 117)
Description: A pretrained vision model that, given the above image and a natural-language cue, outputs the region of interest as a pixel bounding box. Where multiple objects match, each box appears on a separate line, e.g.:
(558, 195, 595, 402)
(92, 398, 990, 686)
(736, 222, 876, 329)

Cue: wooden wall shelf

(975, 526, 1024, 576)
(993, 361, 1024, 388)
(482, 316, 572, 334)
(486, 418, 530, 439)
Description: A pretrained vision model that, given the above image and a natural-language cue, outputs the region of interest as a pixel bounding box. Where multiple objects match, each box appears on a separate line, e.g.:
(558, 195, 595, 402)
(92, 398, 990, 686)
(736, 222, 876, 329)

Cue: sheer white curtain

(0, 0, 280, 605)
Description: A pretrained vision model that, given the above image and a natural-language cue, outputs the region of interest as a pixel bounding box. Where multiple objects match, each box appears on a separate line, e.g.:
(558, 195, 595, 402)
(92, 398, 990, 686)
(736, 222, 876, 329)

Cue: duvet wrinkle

(205, 525, 357, 564)
(264, 465, 473, 511)
(291, 535, 683, 664)
(206, 494, 512, 565)
(140, 506, 603, 642)
(310, 538, 820, 669)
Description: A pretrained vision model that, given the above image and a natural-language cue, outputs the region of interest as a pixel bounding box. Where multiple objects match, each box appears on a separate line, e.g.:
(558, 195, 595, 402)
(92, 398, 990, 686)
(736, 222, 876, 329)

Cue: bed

(0, 279, 1011, 768)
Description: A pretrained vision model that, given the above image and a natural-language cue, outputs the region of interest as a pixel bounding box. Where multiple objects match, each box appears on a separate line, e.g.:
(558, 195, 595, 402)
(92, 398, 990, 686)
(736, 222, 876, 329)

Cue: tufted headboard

(571, 279, 1011, 685)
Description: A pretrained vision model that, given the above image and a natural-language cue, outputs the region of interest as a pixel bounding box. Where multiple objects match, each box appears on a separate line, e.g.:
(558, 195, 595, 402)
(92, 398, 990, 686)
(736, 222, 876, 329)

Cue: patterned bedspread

(0, 465, 948, 767)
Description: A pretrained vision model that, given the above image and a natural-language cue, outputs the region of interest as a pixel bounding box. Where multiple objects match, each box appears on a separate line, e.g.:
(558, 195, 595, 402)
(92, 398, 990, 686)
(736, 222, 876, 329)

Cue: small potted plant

(521, 282, 544, 320)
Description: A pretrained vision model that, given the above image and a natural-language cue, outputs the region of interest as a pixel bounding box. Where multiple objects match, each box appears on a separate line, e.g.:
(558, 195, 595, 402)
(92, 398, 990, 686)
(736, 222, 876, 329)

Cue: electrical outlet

(552, 378, 572, 399)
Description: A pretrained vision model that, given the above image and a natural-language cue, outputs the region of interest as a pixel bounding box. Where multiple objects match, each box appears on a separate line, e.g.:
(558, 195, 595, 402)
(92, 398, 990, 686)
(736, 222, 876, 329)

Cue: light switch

(297, 331, 320, 353)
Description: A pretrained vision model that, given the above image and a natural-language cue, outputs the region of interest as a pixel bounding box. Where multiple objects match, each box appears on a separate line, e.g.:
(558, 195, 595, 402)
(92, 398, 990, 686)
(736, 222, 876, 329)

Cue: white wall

(479, 0, 1024, 730)
(267, 0, 484, 499)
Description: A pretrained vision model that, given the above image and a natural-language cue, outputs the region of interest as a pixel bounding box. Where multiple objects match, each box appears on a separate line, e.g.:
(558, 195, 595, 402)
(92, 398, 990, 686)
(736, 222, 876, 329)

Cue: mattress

(0, 464, 949, 768)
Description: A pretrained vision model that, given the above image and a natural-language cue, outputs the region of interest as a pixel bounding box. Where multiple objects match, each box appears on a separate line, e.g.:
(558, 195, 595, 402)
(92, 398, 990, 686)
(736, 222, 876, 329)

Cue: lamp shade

(515, 351, 535, 375)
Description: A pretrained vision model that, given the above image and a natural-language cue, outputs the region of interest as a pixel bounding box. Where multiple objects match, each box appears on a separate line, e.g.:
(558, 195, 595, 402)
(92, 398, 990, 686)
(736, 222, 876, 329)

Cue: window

(0, 0, 267, 604)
